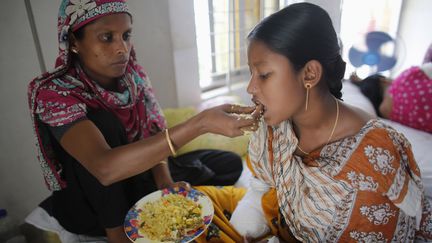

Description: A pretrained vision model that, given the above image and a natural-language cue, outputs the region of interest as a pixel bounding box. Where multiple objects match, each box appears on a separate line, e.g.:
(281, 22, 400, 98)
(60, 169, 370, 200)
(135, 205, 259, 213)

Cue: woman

(379, 62, 432, 133)
(349, 73, 390, 117)
(28, 0, 257, 242)
(423, 43, 432, 64)
(350, 62, 432, 133)
(232, 3, 432, 242)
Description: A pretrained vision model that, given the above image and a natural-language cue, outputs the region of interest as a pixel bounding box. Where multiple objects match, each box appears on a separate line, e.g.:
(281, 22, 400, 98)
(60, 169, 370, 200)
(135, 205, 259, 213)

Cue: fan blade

(348, 47, 366, 67)
(377, 56, 397, 72)
(366, 31, 393, 52)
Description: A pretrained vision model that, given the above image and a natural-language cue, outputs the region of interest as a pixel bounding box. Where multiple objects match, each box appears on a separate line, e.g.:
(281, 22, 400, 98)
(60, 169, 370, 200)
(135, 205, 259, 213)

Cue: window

(194, 0, 288, 92)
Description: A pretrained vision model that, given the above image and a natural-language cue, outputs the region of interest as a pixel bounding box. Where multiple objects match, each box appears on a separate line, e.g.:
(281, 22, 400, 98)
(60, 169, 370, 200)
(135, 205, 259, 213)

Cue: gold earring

(305, 83, 312, 111)
(71, 48, 78, 54)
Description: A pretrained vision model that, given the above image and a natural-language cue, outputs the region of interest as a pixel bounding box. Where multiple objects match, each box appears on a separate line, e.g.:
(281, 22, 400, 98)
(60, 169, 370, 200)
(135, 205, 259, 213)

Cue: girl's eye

(100, 33, 113, 42)
(123, 32, 132, 41)
(259, 73, 271, 80)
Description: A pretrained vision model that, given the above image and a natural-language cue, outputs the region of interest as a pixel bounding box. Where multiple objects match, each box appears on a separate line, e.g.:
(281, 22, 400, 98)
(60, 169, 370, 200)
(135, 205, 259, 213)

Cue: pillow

(341, 80, 377, 117)
(163, 107, 250, 157)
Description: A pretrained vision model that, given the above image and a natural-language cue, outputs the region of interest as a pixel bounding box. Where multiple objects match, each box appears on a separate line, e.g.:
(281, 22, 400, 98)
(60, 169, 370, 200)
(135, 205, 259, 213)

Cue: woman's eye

(123, 32, 132, 41)
(100, 33, 113, 42)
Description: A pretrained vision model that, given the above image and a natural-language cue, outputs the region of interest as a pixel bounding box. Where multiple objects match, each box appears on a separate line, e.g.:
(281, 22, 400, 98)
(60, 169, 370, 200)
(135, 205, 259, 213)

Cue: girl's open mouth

(252, 98, 267, 119)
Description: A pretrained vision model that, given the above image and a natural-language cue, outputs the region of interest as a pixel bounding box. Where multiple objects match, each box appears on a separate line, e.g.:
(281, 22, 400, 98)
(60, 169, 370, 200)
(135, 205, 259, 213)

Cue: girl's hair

(248, 2, 346, 99)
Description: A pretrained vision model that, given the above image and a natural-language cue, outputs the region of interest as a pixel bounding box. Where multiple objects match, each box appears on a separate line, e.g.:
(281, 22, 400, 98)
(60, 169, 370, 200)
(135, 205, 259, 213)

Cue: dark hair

(247, 3, 346, 99)
(69, 27, 84, 60)
(73, 26, 85, 41)
(351, 74, 385, 117)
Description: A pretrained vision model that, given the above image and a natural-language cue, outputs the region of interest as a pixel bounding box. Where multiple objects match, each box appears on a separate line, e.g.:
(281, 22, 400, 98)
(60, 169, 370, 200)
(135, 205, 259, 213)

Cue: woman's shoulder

(29, 66, 77, 95)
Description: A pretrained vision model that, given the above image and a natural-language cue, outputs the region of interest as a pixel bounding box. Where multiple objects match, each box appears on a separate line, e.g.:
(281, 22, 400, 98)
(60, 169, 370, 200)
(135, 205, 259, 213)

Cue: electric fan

(348, 31, 398, 74)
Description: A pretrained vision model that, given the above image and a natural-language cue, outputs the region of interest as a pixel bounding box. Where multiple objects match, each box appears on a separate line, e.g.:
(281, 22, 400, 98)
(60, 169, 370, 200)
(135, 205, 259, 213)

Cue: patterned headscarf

(28, 0, 166, 191)
(389, 66, 432, 133)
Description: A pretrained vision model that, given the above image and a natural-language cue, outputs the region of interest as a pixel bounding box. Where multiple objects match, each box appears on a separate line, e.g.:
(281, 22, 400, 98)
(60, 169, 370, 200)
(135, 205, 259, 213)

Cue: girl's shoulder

(335, 102, 376, 141)
(347, 118, 412, 153)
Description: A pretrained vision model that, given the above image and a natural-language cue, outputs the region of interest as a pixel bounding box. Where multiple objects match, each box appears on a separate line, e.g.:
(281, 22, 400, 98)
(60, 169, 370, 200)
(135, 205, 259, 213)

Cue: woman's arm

(151, 161, 174, 189)
(60, 104, 256, 186)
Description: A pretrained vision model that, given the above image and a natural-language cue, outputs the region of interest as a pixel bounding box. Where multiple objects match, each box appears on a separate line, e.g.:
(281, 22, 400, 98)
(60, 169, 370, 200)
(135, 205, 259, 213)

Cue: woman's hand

(198, 104, 261, 137)
(157, 180, 191, 191)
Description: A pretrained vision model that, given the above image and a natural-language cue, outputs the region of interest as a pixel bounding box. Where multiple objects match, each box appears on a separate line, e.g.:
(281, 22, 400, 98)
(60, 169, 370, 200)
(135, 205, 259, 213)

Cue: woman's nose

(116, 40, 128, 54)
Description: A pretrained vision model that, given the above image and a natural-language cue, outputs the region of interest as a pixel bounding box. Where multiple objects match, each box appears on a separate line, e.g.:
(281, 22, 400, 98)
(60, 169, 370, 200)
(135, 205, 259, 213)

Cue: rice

(139, 194, 203, 242)
(231, 113, 254, 120)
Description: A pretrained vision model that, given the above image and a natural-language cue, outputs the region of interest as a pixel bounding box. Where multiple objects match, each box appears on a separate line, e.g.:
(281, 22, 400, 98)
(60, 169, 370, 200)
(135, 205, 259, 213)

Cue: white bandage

(230, 177, 271, 239)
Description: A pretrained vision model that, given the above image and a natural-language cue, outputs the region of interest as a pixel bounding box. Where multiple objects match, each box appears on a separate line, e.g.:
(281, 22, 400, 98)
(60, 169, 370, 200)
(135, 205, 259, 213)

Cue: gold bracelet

(159, 160, 168, 165)
(164, 128, 177, 157)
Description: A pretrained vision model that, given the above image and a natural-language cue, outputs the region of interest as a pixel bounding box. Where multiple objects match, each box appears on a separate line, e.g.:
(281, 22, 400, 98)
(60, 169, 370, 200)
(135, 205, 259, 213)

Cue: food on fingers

(229, 103, 263, 121)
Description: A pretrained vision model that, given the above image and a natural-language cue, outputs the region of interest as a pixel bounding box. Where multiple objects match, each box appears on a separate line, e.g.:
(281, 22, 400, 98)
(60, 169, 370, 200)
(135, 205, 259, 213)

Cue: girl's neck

(292, 93, 338, 141)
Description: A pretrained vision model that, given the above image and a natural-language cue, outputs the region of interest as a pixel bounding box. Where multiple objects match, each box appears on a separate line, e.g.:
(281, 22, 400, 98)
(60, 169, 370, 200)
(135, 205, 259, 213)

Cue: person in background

(229, 3, 432, 242)
(349, 73, 390, 117)
(350, 57, 432, 133)
(27, 0, 257, 242)
(379, 62, 432, 133)
(423, 42, 432, 64)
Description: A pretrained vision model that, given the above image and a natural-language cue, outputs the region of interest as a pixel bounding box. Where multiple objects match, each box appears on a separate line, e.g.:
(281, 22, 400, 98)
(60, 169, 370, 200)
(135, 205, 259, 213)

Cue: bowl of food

(124, 187, 213, 243)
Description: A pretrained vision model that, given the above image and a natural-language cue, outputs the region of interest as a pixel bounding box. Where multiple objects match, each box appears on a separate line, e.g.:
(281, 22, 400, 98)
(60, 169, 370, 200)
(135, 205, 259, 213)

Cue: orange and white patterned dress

(248, 119, 432, 242)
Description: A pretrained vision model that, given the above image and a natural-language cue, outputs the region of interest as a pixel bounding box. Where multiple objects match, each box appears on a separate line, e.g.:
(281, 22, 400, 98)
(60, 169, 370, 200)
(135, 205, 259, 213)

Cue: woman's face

(72, 13, 132, 87)
(247, 40, 304, 125)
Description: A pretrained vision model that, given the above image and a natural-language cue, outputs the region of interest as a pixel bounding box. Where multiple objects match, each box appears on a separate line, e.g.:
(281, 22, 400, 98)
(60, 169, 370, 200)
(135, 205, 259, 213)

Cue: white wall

(395, 0, 432, 74)
(306, 0, 342, 34)
(0, 0, 50, 223)
(128, 0, 179, 108)
(168, 0, 202, 107)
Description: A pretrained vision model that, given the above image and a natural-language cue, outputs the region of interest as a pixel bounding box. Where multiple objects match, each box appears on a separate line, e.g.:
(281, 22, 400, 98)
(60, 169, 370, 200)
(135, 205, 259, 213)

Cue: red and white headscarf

(28, 0, 166, 191)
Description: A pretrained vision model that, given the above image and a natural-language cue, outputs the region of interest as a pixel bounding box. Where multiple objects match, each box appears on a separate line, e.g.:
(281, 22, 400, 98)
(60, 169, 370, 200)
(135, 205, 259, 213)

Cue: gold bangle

(159, 160, 168, 165)
(164, 129, 177, 157)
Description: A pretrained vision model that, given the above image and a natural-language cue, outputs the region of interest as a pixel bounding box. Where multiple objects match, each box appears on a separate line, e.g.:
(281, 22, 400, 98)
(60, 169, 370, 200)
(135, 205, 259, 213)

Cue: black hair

(351, 74, 385, 117)
(247, 2, 346, 99)
(73, 26, 85, 41)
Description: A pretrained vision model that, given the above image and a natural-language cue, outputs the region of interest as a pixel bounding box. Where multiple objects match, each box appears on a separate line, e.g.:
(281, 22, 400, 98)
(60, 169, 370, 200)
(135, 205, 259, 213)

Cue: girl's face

(72, 13, 132, 88)
(247, 40, 305, 125)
